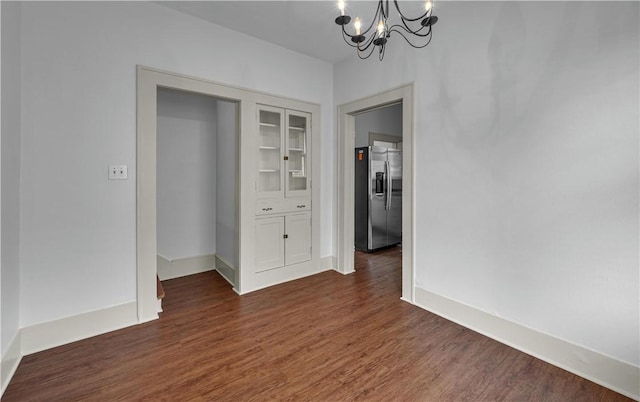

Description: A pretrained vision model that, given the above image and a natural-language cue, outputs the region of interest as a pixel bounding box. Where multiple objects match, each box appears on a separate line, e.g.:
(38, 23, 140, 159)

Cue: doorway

(336, 85, 415, 303)
(137, 66, 249, 323)
(353, 103, 403, 253)
(156, 88, 238, 285)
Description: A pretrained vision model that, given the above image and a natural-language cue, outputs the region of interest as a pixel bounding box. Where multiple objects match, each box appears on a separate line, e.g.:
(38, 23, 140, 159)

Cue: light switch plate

(109, 165, 128, 180)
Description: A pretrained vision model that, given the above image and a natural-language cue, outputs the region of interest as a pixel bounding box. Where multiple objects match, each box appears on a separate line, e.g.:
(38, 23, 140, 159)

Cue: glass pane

(288, 114, 307, 192)
(259, 110, 281, 192)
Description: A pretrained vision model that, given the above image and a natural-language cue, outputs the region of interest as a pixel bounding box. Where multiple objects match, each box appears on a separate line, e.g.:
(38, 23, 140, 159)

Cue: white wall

(18, 1, 333, 327)
(157, 88, 217, 261)
(216, 100, 238, 268)
(1, 0, 21, 357)
(335, 1, 639, 367)
(354, 103, 402, 147)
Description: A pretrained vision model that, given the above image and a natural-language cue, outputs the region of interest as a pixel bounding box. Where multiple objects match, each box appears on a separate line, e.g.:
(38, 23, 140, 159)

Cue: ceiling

(157, 1, 434, 64)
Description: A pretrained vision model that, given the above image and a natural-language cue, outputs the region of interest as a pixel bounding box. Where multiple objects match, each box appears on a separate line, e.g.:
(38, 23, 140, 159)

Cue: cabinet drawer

(256, 199, 311, 215)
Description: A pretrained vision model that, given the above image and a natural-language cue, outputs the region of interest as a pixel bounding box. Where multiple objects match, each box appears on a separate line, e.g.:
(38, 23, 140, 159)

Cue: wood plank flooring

(3, 247, 631, 401)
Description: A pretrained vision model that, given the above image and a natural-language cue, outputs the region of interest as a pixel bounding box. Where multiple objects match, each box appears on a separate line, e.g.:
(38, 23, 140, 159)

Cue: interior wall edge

(414, 287, 640, 400)
(0, 331, 22, 398)
(319, 256, 336, 272)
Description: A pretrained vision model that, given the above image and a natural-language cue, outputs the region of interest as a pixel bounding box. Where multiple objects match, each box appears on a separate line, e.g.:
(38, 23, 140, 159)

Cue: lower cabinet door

(255, 216, 285, 272)
(285, 212, 311, 265)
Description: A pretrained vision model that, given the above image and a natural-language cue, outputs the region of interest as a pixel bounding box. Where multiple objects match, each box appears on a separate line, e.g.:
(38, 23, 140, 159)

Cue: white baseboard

(157, 254, 215, 280)
(1, 332, 22, 396)
(320, 256, 336, 271)
(214, 254, 235, 287)
(238, 258, 329, 295)
(414, 287, 640, 401)
(20, 302, 138, 356)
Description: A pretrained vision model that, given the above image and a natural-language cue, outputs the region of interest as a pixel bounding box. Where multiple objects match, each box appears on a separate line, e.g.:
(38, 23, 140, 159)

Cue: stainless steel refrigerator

(355, 146, 402, 252)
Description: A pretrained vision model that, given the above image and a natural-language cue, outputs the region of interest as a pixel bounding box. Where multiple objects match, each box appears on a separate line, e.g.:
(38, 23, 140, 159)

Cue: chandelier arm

(341, 25, 360, 47)
(360, 0, 385, 36)
(399, 18, 429, 36)
(393, 0, 430, 22)
(356, 31, 377, 53)
(389, 26, 433, 49)
(397, 7, 432, 36)
(389, 22, 431, 38)
(357, 42, 378, 59)
(389, 25, 431, 42)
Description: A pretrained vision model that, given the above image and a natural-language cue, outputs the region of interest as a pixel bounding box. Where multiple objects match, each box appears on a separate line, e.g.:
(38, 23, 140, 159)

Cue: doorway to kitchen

(336, 84, 415, 303)
(353, 103, 403, 254)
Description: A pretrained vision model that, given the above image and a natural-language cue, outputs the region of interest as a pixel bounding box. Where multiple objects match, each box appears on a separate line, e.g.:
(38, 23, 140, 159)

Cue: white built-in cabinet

(257, 106, 311, 199)
(255, 213, 312, 272)
(255, 104, 312, 272)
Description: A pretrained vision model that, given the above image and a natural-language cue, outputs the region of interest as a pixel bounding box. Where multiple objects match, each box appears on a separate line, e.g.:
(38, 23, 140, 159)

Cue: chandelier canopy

(335, 0, 439, 60)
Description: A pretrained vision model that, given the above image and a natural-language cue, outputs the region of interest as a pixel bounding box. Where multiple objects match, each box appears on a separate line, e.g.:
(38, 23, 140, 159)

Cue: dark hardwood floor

(3, 247, 631, 401)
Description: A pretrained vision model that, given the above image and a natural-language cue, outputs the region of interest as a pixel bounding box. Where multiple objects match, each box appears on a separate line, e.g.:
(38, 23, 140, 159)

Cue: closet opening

(155, 88, 238, 309)
(137, 66, 248, 322)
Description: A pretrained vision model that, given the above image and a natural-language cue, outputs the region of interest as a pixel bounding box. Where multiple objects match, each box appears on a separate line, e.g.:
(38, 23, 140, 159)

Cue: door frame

(336, 84, 415, 303)
(136, 66, 250, 322)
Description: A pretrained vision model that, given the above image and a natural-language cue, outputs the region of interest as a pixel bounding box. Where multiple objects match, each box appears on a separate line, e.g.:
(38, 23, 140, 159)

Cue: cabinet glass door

(286, 110, 310, 197)
(258, 107, 284, 197)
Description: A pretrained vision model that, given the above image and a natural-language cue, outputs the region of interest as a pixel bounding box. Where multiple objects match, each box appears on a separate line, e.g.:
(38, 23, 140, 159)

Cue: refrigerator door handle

(368, 159, 372, 200)
(385, 160, 391, 210)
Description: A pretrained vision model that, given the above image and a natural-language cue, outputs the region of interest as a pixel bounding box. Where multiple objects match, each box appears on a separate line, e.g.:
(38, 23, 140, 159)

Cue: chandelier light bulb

(425, 0, 432, 12)
(377, 20, 385, 36)
(338, 0, 345, 16)
(354, 17, 361, 35)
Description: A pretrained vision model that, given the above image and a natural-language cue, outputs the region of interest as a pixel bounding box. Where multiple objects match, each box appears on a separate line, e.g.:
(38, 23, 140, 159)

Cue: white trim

(336, 84, 415, 302)
(368, 132, 402, 145)
(319, 256, 336, 271)
(1, 333, 22, 396)
(414, 287, 640, 400)
(20, 302, 138, 356)
(236, 261, 330, 295)
(137, 66, 160, 323)
(157, 254, 215, 281)
(214, 254, 235, 287)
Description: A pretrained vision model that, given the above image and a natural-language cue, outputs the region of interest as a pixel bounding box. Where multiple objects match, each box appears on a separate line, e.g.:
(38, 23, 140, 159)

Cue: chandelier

(335, 0, 439, 60)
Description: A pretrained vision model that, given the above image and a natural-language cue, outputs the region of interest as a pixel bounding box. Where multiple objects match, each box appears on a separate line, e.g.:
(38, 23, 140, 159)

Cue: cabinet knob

(283, 156, 289, 161)
(283, 234, 289, 239)
(297, 205, 306, 208)
(262, 207, 273, 212)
